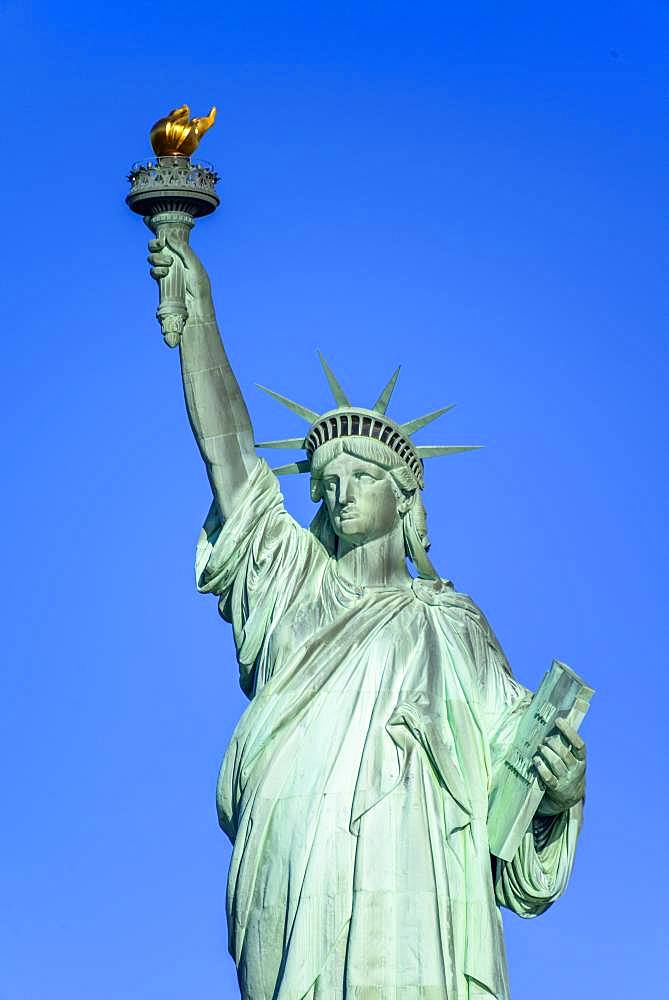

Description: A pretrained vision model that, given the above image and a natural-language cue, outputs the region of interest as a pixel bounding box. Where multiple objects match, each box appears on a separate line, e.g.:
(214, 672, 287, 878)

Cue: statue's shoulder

(412, 577, 512, 674)
(411, 576, 479, 618)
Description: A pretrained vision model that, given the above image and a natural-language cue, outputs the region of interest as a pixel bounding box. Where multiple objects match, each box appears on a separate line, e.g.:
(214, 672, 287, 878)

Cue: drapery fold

(195, 462, 583, 999)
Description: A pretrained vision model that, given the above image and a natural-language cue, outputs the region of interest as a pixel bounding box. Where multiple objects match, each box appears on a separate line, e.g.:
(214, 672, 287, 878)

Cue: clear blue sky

(1, 3, 666, 998)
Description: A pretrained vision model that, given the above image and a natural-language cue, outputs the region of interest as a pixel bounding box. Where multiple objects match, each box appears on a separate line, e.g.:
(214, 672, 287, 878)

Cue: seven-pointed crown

(255, 354, 480, 489)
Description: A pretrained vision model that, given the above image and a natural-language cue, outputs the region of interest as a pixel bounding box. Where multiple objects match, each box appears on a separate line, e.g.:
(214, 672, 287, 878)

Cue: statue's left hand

(534, 717, 586, 815)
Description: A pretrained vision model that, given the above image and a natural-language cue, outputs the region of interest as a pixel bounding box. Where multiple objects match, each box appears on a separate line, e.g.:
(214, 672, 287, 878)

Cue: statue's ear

(397, 489, 416, 516)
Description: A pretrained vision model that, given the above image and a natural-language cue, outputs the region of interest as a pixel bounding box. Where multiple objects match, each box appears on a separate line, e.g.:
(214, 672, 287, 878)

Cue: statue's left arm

(465, 602, 586, 917)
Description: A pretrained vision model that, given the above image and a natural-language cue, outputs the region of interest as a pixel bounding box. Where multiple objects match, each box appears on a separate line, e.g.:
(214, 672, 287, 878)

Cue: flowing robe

(196, 461, 582, 1000)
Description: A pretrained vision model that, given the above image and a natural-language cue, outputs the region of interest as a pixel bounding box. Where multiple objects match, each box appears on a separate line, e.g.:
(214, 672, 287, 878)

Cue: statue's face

(319, 452, 402, 545)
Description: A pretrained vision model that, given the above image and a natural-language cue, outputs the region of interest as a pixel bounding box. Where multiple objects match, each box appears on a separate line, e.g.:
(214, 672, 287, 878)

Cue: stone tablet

(488, 659, 594, 861)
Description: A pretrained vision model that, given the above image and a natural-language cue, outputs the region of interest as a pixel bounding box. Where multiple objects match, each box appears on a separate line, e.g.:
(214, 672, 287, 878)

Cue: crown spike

(255, 437, 306, 449)
(272, 460, 312, 475)
(317, 352, 350, 407)
(372, 366, 401, 414)
(401, 404, 456, 437)
(415, 445, 482, 458)
(256, 385, 320, 424)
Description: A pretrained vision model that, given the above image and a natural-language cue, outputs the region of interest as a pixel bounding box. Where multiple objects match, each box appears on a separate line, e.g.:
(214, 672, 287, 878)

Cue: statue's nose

(340, 477, 357, 503)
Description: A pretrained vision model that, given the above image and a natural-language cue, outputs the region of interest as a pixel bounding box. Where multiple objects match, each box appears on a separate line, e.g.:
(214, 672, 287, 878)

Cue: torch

(126, 105, 220, 347)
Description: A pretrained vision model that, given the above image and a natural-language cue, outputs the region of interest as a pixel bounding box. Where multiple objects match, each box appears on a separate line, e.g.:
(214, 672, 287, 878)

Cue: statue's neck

(335, 523, 412, 589)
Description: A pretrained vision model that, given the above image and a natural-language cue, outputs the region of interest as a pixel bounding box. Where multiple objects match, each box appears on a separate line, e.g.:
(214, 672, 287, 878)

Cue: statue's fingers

(555, 718, 586, 760)
(546, 734, 574, 765)
(147, 252, 173, 268)
(554, 717, 578, 743)
(538, 745, 567, 778)
(147, 238, 164, 253)
(533, 756, 558, 788)
(150, 266, 169, 279)
(554, 743, 579, 772)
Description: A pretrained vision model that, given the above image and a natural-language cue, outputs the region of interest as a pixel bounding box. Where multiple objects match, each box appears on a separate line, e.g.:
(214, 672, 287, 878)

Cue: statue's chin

(334, 528, 366, 546)
(333, 521, 393, 548)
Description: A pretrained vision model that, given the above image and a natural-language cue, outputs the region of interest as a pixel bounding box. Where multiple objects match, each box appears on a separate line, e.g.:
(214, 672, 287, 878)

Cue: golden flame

(150, 104, 217, 157)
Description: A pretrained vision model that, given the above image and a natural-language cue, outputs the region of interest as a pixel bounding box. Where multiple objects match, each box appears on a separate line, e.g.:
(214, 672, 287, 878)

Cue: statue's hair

(308, 437, 431, 565)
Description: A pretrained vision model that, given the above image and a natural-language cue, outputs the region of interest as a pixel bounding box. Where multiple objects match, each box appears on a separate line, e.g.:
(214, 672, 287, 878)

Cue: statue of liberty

(145, 221, 587, 1000)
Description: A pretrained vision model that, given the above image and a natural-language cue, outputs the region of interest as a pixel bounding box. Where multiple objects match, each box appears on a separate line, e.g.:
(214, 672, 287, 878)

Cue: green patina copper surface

(128, 125, 590, 999)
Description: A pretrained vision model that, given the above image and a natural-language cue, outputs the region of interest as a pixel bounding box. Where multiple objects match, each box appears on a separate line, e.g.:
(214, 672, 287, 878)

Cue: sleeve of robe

(194, 459, 326, 697)
(463, 599, 584, 919)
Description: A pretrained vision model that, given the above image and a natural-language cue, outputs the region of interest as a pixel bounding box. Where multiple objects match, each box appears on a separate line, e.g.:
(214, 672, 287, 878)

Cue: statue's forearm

(179, 314, 258, 520)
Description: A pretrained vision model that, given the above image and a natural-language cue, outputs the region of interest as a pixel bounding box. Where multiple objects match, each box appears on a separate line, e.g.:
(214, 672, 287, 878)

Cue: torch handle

(146, 211, 195, 348)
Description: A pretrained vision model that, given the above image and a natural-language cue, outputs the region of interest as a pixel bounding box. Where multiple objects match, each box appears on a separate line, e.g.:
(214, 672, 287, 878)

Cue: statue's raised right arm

(147, 236, 258, 519)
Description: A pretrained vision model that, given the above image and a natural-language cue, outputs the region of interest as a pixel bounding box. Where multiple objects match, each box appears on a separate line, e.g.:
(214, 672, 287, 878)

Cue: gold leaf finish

(150, 104, 217, 157)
